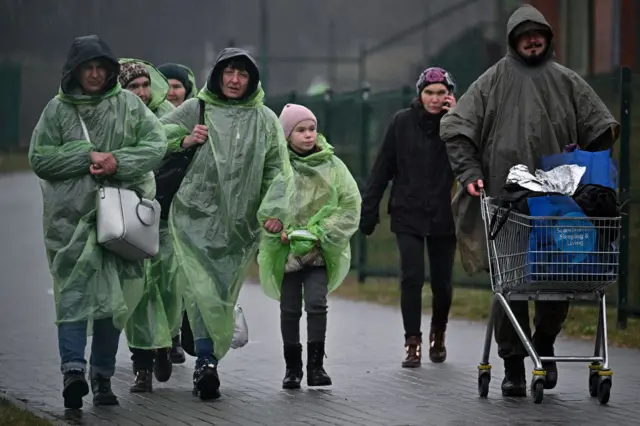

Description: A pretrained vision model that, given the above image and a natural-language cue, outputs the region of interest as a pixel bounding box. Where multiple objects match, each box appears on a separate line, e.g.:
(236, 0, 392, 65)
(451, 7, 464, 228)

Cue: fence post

(401, 85, 413, 107)
(617, 66, 631, 329)
(323, 88, 333, 143)
(357, 84, 371, 283)
(287, 90, 297, 103)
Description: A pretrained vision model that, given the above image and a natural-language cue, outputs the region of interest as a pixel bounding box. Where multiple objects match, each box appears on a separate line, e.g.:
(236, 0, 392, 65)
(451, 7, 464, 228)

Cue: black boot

(62, 371, 89, 410)
(193, 363, 221, 400)
(501, 357, 527, 397)
(282, 344, 304, 389)
(170, 335, 186, 364)
(533, 338, 558, 390)
(91, 374, 118, 406)
(428, 326, 447, 363)
(307, 341, 332, 387)
(130, 369, 153, 393)
(154, 348, 173, 382)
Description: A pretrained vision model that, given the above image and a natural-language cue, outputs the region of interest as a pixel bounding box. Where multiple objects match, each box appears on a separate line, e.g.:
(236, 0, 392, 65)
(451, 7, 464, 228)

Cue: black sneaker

(91, 374, 118, 406)
(501, 357, 527, 397)
(154, 348, 173, 382)
(193, 363, 221, 400)
(62, 371, 89, 410)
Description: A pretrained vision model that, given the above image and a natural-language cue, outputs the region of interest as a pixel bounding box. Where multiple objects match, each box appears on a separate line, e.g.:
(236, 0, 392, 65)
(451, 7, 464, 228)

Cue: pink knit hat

(279, 104, 317, 138)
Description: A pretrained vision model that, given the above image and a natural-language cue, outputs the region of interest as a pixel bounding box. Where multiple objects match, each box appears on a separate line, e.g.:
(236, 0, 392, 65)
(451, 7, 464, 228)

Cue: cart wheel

(597, 378, 611, 405)
(478, 374, 490, 398)
(531, 380, 544, 404)
(588, 373, 599, 397)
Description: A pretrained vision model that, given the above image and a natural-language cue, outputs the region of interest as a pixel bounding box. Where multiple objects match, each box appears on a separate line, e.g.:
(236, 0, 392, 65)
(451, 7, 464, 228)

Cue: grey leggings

(280, 266, 329, 345)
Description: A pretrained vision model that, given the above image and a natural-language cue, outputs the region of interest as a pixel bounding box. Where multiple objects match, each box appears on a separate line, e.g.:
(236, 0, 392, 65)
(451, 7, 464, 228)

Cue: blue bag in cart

(540, 148, 617, 190)
(526, 195, 600, 282)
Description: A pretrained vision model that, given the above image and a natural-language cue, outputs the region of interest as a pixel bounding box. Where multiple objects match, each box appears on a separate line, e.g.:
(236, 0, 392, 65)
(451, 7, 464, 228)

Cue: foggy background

(1, 0, 509, 147)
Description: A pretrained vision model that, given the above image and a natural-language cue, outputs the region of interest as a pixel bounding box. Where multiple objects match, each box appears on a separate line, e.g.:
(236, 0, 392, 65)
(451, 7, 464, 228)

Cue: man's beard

(521, 51, 547, 66)
(520, 41, 547, 66)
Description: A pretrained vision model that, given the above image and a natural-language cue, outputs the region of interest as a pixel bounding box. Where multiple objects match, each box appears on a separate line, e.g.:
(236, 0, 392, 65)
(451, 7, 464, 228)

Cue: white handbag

(78, 112, 161, 261)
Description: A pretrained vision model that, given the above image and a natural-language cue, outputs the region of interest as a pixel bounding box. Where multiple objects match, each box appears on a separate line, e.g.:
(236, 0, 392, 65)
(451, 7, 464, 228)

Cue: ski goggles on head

(416, 67, 456, 95)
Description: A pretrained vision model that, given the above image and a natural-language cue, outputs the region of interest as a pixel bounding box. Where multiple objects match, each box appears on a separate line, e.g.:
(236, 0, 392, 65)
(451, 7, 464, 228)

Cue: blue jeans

(191, 304, 218, 368)
(58, 318, 121, 378)
(195, 338, 217, 367)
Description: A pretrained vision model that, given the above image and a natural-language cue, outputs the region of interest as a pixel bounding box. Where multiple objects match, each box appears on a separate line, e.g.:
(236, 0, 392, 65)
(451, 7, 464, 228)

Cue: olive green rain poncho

(439, 4, 620, 275)
(119, 58, 175, 118)
(28, 35, 167, 329)
(160, 48, 291, 360)
(257, 135, 362, 300)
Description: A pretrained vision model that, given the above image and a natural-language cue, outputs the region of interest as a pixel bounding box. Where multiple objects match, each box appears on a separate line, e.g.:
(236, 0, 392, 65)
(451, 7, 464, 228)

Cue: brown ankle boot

(402, 336, 422, 368)
(428, 327, 447, 363)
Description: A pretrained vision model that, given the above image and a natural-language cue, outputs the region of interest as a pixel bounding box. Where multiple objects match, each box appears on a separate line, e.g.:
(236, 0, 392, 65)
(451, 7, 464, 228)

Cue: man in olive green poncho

(29, 35, 167, 410)
(159, 47, 291, 400)
(440, 4, 619, 397)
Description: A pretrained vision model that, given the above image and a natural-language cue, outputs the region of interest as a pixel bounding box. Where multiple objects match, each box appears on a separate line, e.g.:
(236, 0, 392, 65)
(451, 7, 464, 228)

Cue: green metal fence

(0, 62, 21, 152)
(266, 67, 639, 328)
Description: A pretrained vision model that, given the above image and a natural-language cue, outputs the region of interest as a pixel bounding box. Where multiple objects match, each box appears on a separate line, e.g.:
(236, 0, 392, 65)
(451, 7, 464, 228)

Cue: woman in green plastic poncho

(28, 35, 167, 410)
(116, 60, 184, 393)
(258, 104, 361, 390)
(158, 63, 198, 107)
(159, 48, 291, 400)
(118, 58, 175, 118)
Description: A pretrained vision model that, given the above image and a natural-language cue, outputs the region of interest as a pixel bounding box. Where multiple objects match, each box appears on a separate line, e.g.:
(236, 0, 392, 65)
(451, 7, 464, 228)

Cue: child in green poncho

(258, 104, 361, 389)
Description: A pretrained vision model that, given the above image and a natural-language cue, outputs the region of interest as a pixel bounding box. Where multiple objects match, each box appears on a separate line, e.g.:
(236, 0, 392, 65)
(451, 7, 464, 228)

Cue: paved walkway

(1, 172, 639, 426)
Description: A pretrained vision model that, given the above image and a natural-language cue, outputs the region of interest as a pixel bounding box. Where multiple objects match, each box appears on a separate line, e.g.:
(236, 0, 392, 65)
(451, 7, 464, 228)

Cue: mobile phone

(443, 101, 450, 107)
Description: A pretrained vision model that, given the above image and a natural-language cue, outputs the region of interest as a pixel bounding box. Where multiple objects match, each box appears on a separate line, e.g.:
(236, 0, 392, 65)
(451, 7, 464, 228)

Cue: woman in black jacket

(360, 67, 458, 368)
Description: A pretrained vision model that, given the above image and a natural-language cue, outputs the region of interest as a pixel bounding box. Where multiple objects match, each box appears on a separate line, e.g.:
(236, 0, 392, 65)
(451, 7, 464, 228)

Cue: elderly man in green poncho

(159, 47, 291, 400)
(28, 35, 167, 410)
(440, 4, 619, 397)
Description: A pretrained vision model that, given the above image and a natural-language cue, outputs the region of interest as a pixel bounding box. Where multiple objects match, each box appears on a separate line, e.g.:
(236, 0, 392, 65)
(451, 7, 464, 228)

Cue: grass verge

(0, 152, 30, 174)
(247, 264, 640, 349)
(0, 398, 53, 426)
(333, 273, 640, 349)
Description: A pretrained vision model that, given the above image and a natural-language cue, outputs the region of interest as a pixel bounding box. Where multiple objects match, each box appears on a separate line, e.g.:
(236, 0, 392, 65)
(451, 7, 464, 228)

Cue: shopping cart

(477, 191, 621, 404)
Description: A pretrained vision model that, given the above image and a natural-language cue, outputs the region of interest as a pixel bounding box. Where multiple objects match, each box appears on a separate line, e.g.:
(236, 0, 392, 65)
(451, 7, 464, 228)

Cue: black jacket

(360, 104, 455, 237)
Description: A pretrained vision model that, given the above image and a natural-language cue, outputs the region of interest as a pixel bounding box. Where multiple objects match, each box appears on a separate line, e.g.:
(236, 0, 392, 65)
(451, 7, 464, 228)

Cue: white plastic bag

(231, 304, 249, 349)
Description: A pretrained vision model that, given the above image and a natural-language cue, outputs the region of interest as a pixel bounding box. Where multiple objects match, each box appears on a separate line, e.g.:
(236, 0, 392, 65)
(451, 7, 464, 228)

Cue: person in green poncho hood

(28, 35, 167, 410)
(159, 47, 291, 400)
(258, 104, 361, 390)
(116, 60, 183, 393)
(440, 4, 619, 398)
(118, 59, 175, 118)
(158, 63, 198, 107)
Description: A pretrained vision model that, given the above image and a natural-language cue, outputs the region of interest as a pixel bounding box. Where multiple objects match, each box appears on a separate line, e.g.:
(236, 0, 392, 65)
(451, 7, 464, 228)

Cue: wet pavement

(1, 172, 639, 425)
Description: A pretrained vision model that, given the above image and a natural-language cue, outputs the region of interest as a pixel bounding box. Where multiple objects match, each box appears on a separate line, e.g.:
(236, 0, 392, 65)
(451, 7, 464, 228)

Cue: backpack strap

(198, 99, 205, 126)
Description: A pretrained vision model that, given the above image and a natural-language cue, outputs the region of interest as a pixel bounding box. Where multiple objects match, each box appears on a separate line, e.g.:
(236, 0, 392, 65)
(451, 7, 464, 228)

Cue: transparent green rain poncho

(119, 58, 175, 118)
(28, 36, 168, 330)
(160, 48, 291, 360)
(117, 59, 183, 348)
(257, 135, 362, 300)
